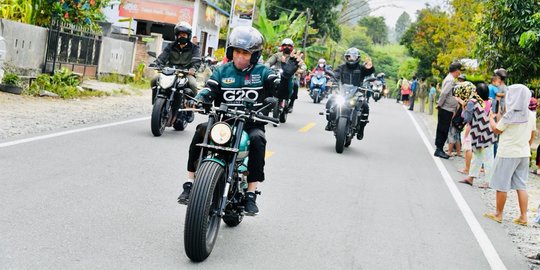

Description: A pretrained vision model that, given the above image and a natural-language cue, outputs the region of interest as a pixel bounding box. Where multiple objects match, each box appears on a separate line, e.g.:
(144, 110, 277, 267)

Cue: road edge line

(0, 117, 150, 148)
(406, 108, 506, 270)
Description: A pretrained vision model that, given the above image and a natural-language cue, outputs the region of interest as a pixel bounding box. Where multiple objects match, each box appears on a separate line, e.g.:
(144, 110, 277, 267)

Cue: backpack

(451, 106, 465, 131)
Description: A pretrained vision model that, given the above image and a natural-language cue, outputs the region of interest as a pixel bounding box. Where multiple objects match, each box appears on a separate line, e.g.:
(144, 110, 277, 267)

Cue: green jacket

(196, 62, 289, 125)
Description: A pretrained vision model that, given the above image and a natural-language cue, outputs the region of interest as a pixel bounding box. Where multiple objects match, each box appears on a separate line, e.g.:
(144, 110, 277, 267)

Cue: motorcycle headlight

(159, 74, 176, 89)
(349, 99, 357, 106)
(335, 95, 346, 106)
(210, 123, 232, 145)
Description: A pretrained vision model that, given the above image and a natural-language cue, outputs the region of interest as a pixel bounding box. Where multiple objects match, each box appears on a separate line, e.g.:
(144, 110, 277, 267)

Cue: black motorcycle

(182, 98, 279, 262)
(149, 64, 194, 136)
(270, 67, 290, 125)
(326, 84, 368, 153)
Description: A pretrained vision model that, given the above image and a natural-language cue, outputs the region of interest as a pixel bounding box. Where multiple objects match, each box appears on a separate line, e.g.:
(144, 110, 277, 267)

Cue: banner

(120, 0, 194, 25)
(230, 0, 256, 27)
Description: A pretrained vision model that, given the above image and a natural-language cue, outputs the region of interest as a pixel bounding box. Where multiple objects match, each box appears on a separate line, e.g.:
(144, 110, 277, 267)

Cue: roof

(204, 0, 230, 17)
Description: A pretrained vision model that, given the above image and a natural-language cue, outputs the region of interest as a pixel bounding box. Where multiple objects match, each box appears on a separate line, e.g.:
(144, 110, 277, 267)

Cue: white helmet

(281, 38, 294, 47)
(318, 58, 326, 65)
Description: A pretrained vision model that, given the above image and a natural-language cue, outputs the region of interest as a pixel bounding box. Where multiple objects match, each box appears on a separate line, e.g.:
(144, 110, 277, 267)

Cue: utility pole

(302, 8, 310, 50)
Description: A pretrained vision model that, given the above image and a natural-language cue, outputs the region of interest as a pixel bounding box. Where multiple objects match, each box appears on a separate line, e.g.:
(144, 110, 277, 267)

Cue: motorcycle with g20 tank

(148, 63, 195, 136)
(182, 98, 279, 262)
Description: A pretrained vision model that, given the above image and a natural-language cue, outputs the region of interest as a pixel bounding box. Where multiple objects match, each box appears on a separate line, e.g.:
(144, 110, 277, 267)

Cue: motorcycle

(149, 64, 195, 136)
(182, 98, 279, 262)
(325, 84, 368, 153)
(270, 67, 290, 125)
(364, 75, 382, 102)
(309, 70, 328, 103)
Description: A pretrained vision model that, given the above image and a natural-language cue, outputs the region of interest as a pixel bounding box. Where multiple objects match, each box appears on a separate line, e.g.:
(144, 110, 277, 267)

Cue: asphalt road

(0, 91, 530, 269)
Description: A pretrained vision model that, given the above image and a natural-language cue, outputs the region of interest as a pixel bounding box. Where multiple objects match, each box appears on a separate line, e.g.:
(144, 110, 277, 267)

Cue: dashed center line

(298, 122, 316, 133)
(264, 151, 274, 159)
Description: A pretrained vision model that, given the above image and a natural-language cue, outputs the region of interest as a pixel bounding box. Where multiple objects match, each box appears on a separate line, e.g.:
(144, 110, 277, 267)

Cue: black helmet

(344, 47, 360, 65)
(174, 21, 192, 38)
(226, 26, 264, 65)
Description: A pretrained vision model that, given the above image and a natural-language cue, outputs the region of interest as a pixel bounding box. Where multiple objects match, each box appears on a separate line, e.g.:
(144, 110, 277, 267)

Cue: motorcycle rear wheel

(151, 98, 168, 136)
(335, 118, 347, 153)
(184, 162, 225, 262)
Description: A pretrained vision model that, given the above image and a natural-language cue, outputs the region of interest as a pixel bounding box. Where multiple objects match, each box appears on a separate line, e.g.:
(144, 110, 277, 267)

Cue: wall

(0, 19, 48, 74)
(97, 37, 137, 76)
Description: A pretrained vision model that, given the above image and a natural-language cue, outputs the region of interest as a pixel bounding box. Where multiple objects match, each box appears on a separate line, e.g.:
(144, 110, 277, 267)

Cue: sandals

(457, 169, 469, 175)
(530, 170, 540, 175)
(484, 213, 502, 223)
(458, 179, 473, 186)
(512, 218, 528, 226)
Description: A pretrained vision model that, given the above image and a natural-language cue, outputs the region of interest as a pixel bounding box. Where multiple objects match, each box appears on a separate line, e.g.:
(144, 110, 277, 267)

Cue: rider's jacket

(196, 62, 289, 126)
(265, 52, 307, 77)
(156, 41, 201, 70)
(334, 62, 375, 87)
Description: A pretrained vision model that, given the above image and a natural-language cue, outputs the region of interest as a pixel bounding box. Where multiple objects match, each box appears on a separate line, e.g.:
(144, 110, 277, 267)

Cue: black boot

(325, 121, 333, 131)
(288, 100, 295, 113)
(244, 192, 259, 215)
(356, 122, 366, 140)
(177, 182, 193, 205)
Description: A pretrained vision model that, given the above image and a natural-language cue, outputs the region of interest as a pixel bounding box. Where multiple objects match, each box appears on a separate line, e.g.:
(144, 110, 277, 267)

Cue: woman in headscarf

(457, 83, 496, 188)
(485, 84, 536, 226)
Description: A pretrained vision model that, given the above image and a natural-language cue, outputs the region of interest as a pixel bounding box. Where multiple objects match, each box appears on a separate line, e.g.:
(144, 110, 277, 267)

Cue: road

(0, 91, 529, 269)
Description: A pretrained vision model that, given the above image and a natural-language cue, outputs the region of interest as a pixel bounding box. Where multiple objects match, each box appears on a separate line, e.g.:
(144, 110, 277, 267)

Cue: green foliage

(395, 12, 411, 42)
(1, 0, 109, 30)
(358, 16, 388, 45)
(398, 58, 419, 79)
(265, 0, 341, 41)
(476, 0, 540, 83)
(2, 73, 20, 86)
(27, 68, 104, 98)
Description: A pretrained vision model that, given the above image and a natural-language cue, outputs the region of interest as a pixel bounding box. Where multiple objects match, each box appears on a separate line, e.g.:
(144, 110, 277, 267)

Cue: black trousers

(187, 123, 267, 183)
(435, 108, 453, 150)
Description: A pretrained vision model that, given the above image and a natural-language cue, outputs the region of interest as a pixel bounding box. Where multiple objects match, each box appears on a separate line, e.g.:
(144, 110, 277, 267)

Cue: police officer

(177, 26, 300, 215)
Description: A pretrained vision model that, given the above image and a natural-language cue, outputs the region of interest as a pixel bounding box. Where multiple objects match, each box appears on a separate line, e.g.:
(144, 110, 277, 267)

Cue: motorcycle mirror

(147, 51, 157, 58)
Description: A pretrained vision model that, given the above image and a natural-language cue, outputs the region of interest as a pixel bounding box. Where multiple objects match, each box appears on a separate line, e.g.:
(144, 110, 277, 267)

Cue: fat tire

(335, 118, 347, 153)
(151, 98, 168, 136)
(184, 162, 225, 262)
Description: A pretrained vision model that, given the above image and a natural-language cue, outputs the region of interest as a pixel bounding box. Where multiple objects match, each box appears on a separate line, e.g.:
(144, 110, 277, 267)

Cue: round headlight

(335, 95, 346, 105)
(210, 123, 232, 145)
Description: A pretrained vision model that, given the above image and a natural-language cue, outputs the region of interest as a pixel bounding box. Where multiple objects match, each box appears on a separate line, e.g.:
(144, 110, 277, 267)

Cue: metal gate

(43, 19, 102, 77)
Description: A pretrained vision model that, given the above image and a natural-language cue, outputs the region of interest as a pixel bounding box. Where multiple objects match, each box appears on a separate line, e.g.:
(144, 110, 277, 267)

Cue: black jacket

(334, 62, 375, 87)
(156, 41, 201, 70)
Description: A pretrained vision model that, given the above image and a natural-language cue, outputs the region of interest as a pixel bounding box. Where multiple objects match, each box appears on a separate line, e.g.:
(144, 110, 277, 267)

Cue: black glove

(149, 62, 158, 68)
(281, 58, 299, 79)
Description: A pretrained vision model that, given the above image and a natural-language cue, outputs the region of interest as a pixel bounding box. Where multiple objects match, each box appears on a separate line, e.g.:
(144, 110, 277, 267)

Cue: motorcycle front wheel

(184, 161, 225, 262)
(335, 118, 347, 153)
(151, 98, 168, 136)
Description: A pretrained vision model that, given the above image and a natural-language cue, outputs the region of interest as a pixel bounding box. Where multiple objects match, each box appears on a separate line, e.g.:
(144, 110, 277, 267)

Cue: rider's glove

(281, 58, 299, 79)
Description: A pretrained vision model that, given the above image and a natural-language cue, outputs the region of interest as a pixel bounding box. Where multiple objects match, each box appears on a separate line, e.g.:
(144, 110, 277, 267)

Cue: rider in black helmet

(177, 26, 300, 216)
(151, 21, 201, 104)
(325, 47, 375, 140)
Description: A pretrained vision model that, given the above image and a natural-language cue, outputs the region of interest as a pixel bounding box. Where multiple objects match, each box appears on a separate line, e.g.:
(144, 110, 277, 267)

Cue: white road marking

(0, 117, 150, 148)
(406, 109, 506, 270)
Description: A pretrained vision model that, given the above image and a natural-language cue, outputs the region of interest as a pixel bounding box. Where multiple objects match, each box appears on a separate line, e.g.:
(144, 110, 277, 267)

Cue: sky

(369, 0, 448, 27)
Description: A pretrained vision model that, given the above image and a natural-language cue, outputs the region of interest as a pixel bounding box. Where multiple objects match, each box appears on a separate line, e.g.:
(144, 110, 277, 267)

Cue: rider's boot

(177, 182, 193, 205)
(325, 121, 333, 131)
(356, 119, 369, 140)
(186, 111, 194, 123)
(244, 192, 259, 216)
(288, 99, 295, 113)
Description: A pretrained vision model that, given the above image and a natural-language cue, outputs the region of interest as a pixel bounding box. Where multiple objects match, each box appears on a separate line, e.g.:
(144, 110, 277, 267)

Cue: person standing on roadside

(484, 84, 536, 226)
(417, 77, 428, 113)
(428, 82, 437, 115)
(408, 76, 418, 111)
(434, 62, 462, 159)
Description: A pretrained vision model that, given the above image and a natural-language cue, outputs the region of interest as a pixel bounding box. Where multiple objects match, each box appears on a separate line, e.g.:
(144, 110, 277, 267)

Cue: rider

(151, 21, 201, 104)
(265, 38, 307, 113)
(177, 26, 300, 215)
(309, 58, 334, 95)
(325, 47, 375, 140)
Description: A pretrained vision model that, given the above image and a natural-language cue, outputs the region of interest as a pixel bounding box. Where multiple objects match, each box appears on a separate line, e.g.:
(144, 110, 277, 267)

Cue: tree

(266, 0, 341, 41)
(338, 0, 371, 25)
(476, 0, 540, 83)
(394, 12, 411, 42)
(400, 6, 450, 77)
(358, 16, 388, 45)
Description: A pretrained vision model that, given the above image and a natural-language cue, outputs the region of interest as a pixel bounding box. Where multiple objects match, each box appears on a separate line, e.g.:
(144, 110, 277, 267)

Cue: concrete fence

(0, 19, 137, 78)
